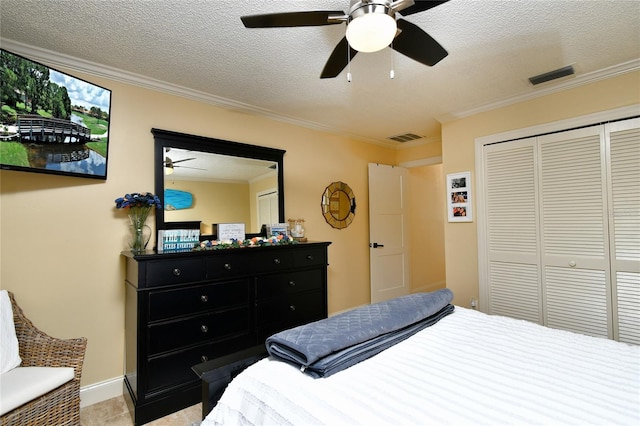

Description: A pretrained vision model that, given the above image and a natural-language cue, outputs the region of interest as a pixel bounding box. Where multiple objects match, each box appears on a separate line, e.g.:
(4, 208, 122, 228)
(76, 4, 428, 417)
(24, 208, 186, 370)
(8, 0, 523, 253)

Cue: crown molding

(3, 38, 404, 147)
(438, 58, 640, 123)
(4, 38, 634, 148)
(1, 38, 385, 143)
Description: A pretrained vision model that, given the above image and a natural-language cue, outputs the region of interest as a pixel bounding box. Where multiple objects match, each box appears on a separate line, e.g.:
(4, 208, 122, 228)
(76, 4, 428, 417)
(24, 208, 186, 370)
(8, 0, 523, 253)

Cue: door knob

(370, 243, 384, 248)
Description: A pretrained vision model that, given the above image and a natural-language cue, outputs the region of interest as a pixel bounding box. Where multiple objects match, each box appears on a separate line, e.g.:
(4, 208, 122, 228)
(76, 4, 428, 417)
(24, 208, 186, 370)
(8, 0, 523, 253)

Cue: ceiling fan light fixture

(165, 166, 174, 175)
(346, 7, 396, 52)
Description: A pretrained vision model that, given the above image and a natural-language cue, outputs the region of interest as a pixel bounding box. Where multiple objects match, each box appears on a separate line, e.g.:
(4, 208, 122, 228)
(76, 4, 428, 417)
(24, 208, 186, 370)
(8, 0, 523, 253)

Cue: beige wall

(396, 138, 442, 164)
(165, 180, 251, 233)
(441, 71, 640, 308)
(396, 139, 446, 295)
(0, 70, 395, 388)
(407, 164, 446, 293)
(2, 54, 635, 393)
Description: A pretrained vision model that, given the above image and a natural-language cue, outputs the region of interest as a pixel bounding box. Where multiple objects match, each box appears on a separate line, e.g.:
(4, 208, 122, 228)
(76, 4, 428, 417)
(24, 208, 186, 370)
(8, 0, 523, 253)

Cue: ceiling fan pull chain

(390, 43, 395, 79)
(347, 46, 352, 82)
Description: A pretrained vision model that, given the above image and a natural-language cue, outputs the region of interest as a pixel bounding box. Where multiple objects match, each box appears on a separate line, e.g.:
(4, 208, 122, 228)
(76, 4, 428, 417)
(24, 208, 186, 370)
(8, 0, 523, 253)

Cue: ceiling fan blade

(398, 0, 449, 16)
(175, 166, 207, 171)
(241, 11, 345, 28)
(321, 37, 358, 79)
(172, 158, 196, 164)
(392, 19, 448, 67)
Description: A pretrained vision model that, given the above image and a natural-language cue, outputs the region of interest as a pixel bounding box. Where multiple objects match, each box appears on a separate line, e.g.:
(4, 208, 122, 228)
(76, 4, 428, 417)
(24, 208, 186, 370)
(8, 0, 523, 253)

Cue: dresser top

(122, 241, 331, 260)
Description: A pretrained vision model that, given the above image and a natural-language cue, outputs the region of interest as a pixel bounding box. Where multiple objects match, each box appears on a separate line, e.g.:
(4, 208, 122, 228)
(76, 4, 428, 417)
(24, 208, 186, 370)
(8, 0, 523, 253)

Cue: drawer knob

(289, 305, 296, 311)
(201, 355, 209, 363)
(569, 260, 577, 267)
(172, 268, 181, 276)
(224, 263, 232, 270)
(288, 281, 296, 287)
(200, 295, 208, 303)
(201, 325, 209, 333)
(273, 258, 281, 265)
(306, 255, 314, 260)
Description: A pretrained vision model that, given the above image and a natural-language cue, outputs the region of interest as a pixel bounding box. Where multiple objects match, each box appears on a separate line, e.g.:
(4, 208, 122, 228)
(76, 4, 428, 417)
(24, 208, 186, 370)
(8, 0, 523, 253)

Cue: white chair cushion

(0, 366, 74, 415)
(0, 290, 21, 374)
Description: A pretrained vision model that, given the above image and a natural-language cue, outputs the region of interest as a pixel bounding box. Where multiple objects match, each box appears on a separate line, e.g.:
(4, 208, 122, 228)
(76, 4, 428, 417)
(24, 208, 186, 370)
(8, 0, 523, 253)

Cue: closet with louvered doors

(480, 117, 639, 344)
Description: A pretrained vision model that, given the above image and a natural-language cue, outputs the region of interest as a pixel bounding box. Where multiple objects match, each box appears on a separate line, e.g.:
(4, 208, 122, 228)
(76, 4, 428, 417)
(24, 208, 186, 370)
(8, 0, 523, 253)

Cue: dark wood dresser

(122, 241, 330, 425)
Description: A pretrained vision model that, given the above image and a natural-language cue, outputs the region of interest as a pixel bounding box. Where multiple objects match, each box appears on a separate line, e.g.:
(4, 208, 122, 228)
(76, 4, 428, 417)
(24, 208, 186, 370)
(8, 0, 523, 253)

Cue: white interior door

(368, 163, 410, 303)
(606, 118, 640, 344)
(483, 138, 542, 323)
(257, 189, 278, 228)
(479, 115, 639, 344)
(538, 126, 611, 338)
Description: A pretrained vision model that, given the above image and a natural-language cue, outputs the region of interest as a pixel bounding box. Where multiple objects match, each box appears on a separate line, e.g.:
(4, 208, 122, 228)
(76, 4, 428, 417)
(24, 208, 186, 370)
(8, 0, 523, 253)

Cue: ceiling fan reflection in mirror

(164, 156, 205, 175)
(241, 0, 449, 79)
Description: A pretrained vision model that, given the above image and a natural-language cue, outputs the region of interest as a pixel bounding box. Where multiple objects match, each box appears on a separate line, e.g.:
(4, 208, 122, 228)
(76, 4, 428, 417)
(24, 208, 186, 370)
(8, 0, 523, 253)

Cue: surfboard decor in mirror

(153, 128, 285, 240)
(321, 181, 356, 229)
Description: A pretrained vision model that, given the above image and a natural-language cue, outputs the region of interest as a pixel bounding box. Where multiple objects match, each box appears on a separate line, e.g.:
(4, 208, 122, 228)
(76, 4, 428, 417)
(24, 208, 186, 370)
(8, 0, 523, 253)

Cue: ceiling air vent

(528, 65, 575, 85)
(387, 133, 424, 143)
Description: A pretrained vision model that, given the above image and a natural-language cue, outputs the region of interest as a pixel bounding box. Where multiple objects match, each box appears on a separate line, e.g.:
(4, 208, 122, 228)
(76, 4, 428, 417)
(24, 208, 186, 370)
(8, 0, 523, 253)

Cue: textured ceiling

(1, 0, 639, 146)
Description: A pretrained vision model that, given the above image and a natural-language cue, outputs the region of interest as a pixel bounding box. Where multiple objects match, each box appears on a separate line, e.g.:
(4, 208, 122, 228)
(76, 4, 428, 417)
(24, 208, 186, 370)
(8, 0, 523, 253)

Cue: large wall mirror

(153, 128, 285, 238)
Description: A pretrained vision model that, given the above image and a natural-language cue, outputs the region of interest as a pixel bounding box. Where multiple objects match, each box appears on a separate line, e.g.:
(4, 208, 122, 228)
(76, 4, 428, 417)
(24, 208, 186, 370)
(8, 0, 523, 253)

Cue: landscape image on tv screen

(0, 49, 111, 179)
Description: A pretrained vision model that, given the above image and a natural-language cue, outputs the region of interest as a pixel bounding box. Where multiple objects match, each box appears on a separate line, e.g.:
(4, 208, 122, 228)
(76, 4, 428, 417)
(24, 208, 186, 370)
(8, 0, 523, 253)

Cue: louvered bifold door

(606, 118, 640, 344)
(484, 139, 542, 323)
(538, 126, 611, 338)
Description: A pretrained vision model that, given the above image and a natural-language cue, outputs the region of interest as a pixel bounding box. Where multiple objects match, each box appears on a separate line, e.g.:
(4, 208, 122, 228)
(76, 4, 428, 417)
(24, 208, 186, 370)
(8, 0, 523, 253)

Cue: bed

(202, 293, 640, 426)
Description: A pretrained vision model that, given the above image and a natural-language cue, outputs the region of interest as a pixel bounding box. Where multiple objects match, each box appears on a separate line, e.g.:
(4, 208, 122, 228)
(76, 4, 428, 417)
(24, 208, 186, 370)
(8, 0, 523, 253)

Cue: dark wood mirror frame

(152, 128, 285, 239)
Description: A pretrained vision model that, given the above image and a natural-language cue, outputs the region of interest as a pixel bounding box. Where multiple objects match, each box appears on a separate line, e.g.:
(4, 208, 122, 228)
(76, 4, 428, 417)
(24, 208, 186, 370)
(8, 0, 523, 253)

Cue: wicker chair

(1, 292, 87, 426)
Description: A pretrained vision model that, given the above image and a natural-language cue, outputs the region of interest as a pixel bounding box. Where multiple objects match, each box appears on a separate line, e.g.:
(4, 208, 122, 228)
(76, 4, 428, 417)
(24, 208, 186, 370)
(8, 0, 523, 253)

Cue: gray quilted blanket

(266, 289, 454, 378)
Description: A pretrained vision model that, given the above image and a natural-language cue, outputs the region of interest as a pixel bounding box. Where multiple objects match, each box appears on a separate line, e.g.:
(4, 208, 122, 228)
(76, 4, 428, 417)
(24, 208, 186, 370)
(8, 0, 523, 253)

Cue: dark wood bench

(192, 345, 268, 420)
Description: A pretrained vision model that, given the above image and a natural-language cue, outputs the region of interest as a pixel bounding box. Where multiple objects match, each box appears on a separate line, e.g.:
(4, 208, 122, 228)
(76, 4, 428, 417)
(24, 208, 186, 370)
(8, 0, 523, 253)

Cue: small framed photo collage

(447, 171, 472, 222)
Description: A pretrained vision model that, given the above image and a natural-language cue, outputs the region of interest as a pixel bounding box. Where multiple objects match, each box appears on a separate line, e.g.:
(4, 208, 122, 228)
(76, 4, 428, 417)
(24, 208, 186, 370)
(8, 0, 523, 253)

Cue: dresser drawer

(251, 250, 294, 271)
(149, 307, 250, 354)
(146, 258, 204, 286)
(293, 246, 327, 267)
(146, 334, 254, 394)
(256, 270, 323, 300)
(148, 279, 250, 322)
(205, 253, 253, 279)
(256, 291, 325, 340)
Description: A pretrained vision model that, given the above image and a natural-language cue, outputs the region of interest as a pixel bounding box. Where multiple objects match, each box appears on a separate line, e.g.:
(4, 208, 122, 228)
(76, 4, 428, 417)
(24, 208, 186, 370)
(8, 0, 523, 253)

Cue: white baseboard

(79, 376, 123, 408)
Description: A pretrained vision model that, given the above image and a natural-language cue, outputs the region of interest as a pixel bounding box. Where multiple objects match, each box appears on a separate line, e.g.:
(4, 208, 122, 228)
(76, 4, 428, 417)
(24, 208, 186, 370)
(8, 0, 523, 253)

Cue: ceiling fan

(164, 156, 205, 175)
(241, 0, 450, 79)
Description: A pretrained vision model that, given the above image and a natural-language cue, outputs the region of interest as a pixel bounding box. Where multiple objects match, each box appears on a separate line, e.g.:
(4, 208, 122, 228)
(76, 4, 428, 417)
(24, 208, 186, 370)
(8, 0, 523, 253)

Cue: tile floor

(79, 396, 202, 426)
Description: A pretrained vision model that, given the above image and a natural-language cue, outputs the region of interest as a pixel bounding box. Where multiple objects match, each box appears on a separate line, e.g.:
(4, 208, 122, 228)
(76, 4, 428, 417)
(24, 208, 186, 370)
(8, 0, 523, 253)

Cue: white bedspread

(203, 307, 640, 426)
